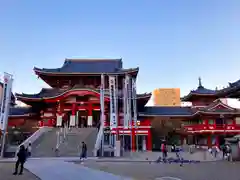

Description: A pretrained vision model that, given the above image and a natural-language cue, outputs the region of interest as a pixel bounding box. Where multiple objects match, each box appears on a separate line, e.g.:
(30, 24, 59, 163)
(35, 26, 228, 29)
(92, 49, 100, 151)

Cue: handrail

(94, 124, 104, 156)
(15, 127, 52, 156)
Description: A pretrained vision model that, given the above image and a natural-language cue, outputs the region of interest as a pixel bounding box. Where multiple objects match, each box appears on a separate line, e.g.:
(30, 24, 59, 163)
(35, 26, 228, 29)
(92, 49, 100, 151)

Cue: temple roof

(9, 107, 33, 116)
(34, 59, 139, 75)
(139, 99, 240, 117)
(215, 79, 240, 98)
(182, 77, 217, 101)
(15, 87, 151, 101)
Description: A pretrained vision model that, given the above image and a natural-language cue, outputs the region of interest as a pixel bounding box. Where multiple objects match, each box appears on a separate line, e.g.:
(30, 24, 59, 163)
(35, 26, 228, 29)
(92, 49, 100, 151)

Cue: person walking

(26, 142, 32, 158)
(80, 141, 87, 162)
(13, 145, 27, 175)
(161, 141, 167, 162)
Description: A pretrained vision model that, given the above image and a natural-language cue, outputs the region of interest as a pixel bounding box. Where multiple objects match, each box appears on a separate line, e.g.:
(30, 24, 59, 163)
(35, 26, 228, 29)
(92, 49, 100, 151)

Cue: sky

(0, 0, 240, 97)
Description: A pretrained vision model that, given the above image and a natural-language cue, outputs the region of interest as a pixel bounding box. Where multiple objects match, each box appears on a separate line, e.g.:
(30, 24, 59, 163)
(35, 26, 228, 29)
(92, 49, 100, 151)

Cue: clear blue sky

(0, 0, 240, 96)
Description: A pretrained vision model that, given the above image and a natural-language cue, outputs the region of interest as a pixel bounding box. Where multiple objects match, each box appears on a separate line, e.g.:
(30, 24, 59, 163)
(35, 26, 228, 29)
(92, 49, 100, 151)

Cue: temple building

(140, 78, 240, 148)
(4, 59, 240, 151)
(13, 59, 152, 151)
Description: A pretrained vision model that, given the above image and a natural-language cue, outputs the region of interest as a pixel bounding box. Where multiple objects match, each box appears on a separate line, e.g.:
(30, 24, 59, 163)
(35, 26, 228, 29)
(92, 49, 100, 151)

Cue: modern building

(153, 88, 181, 106)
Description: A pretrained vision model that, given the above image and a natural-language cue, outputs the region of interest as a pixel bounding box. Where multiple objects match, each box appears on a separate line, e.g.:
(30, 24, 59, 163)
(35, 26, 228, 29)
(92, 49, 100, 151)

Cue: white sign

(109, 76, 117, 129)
(0, 73, 13, 131)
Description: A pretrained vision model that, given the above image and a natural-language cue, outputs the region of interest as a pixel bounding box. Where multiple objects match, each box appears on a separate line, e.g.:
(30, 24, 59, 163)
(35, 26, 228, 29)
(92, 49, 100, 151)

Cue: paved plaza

(81, 160, 240, 180)
(0, 162, 40, 180)
(1, 157, 239, 180)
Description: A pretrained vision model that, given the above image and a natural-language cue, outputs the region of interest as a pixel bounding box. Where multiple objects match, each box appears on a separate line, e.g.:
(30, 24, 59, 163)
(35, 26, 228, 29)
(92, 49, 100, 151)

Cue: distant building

(153, 88, 180, 106)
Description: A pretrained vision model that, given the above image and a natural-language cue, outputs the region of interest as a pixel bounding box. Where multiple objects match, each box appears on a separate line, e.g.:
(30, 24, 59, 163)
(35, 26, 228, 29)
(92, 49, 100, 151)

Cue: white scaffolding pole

(123, 76, 127, 151)
(132, 77, 138, 151)
(126, 75, 132, 151)
(100, 74, 105, 156)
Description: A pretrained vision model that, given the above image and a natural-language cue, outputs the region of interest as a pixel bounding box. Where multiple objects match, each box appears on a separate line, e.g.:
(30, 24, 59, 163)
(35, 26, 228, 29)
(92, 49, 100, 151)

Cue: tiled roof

(16, 87, 151, 100)
(34, 59, 138, 74)
(182, 77, 216, 101)
(216, 79, 240, 97)
(139, 106, 194, 116)
(9, 107, 32, 116)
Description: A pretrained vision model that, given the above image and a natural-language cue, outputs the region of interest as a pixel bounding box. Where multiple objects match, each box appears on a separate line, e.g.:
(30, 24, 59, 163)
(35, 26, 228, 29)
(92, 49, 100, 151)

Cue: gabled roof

(198, 99, 240, 114)
(34, 59, 139, 75)
(182, 77, 217, 101)
(201, 99, 235, 112)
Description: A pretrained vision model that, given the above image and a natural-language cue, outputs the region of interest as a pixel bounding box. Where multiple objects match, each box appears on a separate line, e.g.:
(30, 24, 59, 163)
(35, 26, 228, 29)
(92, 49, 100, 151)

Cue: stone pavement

(128, 151, 223, 162)
(25, 158, 133, 180)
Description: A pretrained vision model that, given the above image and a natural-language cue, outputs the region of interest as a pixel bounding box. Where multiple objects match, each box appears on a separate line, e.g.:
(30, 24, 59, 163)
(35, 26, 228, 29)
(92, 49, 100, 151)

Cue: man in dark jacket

(13, 145, 27, 175)
(80, 142, 87, 161)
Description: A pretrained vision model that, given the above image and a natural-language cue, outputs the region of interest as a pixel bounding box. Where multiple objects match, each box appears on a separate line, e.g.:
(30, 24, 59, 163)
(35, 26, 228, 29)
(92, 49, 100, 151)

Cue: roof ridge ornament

(198, 77, 203, 88)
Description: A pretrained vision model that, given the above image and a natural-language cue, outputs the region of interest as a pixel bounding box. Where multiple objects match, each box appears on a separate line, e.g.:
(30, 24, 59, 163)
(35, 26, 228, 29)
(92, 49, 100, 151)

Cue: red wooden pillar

(207, 135, 211, 147)
(87, 103, 93, 127)
(215, 135, 219, 147)
(147, 129, 152, 151)
(131, 120, 136, 152)
(72, 103, 76, 116)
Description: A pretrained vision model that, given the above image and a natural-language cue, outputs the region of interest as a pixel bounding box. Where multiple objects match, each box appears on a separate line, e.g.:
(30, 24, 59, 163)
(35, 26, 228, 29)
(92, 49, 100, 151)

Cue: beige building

(153, 88, 181, 106)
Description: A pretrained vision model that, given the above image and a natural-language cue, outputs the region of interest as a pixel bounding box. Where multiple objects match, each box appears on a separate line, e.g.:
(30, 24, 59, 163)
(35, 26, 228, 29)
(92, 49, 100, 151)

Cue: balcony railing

(183, 124, 240, 132)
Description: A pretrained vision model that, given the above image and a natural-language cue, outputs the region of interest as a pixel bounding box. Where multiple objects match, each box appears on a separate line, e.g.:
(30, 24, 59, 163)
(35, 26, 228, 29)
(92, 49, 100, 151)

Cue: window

(226, 119, 233, 125)
(208, 119, 215, 125)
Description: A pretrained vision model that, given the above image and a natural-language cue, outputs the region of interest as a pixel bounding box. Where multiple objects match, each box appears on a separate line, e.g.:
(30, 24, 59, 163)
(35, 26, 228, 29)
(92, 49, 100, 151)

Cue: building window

(226, 119, 233, 125)
(208, 119, 215, 125)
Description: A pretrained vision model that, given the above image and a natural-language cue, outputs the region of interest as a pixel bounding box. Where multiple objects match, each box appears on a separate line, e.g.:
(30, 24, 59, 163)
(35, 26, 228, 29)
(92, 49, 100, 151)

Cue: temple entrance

(120, 135, 131, 151)
(76, 111, 88, 128)
(92, 110, 100, 127)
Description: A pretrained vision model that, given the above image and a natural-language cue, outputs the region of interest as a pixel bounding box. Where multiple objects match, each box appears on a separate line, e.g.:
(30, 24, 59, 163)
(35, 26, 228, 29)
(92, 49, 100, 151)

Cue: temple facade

(5, 59, 240, 150)
(14, 59, 152, 151)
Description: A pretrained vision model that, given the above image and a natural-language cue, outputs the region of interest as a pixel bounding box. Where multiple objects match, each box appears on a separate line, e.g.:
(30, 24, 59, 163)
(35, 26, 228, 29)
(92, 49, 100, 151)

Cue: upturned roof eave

(181, 92, 217, 101)
(34, 67, 139, 76)
(15, 88, 150, 101)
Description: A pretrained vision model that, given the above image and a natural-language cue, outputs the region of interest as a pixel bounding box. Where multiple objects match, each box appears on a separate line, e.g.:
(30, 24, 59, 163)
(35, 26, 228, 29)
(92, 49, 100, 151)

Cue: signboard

(0, 73, 13, 131)
(109, 76, 117, 129)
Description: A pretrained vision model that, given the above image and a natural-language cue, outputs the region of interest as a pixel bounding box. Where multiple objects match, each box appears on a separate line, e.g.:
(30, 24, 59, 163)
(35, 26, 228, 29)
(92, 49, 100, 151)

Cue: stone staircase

(31, 128, 59, 157)
(31, 127, 98, 157)
(58, 127, 98, 157)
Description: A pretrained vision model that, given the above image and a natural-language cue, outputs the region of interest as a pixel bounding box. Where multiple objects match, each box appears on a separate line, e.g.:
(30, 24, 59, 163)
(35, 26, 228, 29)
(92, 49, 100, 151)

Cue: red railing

(184, 124, 240, 132)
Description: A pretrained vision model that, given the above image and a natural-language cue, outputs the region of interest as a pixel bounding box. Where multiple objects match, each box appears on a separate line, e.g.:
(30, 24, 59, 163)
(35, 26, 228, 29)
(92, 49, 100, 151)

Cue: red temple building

(5, 59, 240, 151)
(140, 78, 240, 148)
(13, 59, 152, 151)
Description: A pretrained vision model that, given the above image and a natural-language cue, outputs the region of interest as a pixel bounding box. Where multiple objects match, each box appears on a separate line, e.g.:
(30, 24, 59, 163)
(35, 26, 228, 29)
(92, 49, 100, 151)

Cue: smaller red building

(140, 78, 240, 148)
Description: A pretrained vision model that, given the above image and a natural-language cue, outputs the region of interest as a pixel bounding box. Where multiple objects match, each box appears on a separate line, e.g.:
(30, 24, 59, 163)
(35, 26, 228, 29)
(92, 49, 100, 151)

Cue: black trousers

(14, 160, 25, 174)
